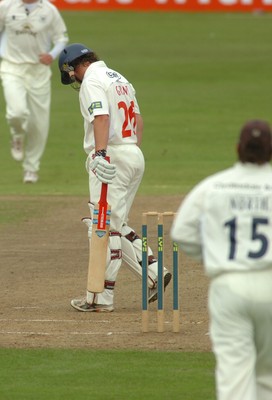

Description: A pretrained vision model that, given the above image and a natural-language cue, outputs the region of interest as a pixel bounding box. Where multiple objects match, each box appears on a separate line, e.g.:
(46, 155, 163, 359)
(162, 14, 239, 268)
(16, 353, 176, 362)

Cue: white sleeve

(171, 182, 207, 261)
(0, 0, 8, 58)
(80, 81, 109, 130)
(0, 0, 9, 33)
(49, 7, 69, 57)
(49, 41, 67, 60)
(130, 83, 140, 114)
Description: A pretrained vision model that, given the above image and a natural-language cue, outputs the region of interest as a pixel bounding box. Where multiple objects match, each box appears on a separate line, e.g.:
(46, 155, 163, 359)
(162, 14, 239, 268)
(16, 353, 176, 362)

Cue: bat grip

(100, 155, 110, 200)
(99, 155, 110, 201)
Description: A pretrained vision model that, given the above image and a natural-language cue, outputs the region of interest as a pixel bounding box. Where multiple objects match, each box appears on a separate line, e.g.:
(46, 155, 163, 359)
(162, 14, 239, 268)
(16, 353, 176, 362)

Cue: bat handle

(101, 156, 110, 195)
(100, 154, 110, 202)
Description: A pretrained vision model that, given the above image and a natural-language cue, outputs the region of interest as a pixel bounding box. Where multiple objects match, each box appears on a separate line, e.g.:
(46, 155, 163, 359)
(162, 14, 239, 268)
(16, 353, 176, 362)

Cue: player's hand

(39, 53, 53, 65)
(90, 156, 116, 184)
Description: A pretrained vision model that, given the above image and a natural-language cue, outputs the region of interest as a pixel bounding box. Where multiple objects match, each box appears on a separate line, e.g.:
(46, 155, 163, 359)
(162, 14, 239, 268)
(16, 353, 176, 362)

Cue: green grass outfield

(1, 10, 272, 399)
(0, 349, 215, 400)
(1, 11, 272, 196)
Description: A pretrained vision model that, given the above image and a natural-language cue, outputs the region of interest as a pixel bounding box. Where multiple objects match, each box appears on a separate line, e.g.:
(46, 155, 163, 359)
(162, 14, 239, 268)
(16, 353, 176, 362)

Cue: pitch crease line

(0, 319, 111, 323)
(0, 331, 140, 336)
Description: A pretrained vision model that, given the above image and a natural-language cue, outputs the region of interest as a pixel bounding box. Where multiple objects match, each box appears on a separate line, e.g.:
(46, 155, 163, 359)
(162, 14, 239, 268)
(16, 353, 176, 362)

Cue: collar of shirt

(24, 3, 39, 14)
(84, 61, 107, 77)
(21, 0, 42, 10)
(235, 161, 272, 172)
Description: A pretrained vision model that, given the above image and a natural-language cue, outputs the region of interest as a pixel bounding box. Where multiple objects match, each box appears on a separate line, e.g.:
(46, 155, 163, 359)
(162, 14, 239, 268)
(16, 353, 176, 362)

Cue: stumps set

(141, 211, 179, 333)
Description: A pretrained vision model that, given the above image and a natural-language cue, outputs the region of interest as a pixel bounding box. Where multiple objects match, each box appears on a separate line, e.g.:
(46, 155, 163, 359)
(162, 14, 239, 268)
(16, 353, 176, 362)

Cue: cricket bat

(87, 175, 111, 293)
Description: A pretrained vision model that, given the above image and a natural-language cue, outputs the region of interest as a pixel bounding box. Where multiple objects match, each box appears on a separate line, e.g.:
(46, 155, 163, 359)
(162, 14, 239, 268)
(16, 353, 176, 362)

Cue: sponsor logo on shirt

(106, 71, 121, 80)
(88, 101, 102, 115)
(16, 24, 37, 37)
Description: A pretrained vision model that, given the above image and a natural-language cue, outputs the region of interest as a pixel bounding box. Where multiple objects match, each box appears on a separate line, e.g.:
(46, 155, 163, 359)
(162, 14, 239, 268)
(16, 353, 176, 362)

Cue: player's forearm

(136, 114, 143, 146)
(49, 41, 68, 60)
(39, 53, 53, 65)
(93, 114, 110, 151)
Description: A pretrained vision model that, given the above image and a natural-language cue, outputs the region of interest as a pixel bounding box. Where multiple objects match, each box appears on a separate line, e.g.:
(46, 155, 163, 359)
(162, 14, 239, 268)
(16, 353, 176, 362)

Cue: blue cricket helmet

(58, 43, 93, 85)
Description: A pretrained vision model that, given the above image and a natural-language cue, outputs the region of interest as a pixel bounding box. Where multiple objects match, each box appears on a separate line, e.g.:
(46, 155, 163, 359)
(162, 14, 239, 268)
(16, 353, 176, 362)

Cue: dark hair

(70, 52, 100, 69)
(238, 120, 272, 164)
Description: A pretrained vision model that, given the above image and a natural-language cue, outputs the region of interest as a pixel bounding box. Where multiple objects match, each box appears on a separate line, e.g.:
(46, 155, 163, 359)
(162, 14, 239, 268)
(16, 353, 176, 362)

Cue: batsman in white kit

(171, 119, 272, 400)
(0, 0, 68, 183)
(58, 43, 172, 312)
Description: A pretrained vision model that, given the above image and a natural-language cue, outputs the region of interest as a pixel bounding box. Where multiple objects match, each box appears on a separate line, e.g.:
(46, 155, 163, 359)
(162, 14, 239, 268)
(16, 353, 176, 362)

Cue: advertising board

(49, 0, 272, 12)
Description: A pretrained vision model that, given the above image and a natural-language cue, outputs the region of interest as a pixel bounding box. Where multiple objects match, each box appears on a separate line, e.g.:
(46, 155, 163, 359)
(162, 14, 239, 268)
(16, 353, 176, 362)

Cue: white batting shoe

(148, 272, 172, 303)
(71, 298, 114, 312)
(11, 137, 24, 161)
(23, 171, 38, 184)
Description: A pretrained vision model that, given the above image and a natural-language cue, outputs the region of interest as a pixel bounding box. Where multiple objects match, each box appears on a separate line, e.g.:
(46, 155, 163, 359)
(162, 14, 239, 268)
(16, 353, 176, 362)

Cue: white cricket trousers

(86, 144, 145, 305)
(0, 60, 51, 172)
(209, 269, 272, 400)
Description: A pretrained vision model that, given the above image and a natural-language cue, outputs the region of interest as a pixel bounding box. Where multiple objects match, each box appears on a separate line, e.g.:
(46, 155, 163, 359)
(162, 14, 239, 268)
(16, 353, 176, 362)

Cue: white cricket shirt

(0, 0, 68, 64)
(171, 162, 272, 278)
(79, 61, 140, 154)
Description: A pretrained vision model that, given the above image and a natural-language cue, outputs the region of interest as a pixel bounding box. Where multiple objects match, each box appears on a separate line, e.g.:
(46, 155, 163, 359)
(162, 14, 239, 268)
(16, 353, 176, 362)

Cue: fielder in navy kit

(171, 120, 272, 400)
